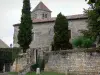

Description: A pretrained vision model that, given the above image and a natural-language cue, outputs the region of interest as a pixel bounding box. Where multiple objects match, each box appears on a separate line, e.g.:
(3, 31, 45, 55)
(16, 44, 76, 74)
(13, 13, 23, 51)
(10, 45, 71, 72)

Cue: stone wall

(11, 49, 35, 72)
(13, 18, 87, 48)
(11, 47, 48, 72)
(44, 49, 100, 75)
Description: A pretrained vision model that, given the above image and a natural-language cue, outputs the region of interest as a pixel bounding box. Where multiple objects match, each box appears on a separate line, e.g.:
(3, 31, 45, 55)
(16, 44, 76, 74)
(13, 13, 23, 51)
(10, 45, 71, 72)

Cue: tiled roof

(13, 14, 87, 26)
(32, 1, 51, 12)
(0, 39, 9, 48)
(32, 14, 87, 23)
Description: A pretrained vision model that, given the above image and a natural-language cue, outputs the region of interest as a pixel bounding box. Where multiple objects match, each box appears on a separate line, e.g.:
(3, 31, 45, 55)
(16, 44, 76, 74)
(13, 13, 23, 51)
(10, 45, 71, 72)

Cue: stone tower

(31, 1, 52, 19)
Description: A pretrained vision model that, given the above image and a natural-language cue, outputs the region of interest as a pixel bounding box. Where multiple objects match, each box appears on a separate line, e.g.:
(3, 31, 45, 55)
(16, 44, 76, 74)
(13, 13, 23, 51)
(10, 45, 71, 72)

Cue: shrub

(31, 56, 45, 71)
(82, 38, 93, 48)
(72, 36, 94, 48)
(31, 64, 38, 71)
(72, 36, 83, 48)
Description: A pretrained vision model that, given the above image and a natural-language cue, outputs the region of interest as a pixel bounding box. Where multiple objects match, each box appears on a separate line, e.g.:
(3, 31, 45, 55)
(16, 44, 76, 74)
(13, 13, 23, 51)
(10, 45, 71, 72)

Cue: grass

(26, 72, 65, 75)
(8, 72, 18, 75)
(8, 71, 65, 75)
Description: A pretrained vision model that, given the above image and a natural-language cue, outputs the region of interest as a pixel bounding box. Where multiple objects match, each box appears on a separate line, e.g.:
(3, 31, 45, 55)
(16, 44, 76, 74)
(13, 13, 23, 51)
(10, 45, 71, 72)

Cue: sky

(0, 0, 89, 47)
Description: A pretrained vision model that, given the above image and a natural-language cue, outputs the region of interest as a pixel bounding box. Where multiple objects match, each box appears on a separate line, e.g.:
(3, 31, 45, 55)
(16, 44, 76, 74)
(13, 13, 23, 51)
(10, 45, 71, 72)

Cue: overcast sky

(0, 0, 89, 47)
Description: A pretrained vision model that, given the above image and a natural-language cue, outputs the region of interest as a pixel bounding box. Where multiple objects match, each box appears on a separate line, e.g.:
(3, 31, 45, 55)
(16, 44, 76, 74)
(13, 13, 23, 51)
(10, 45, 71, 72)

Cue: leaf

(88, 0, 96, 4)
(88, 0, 92, 4)
(97, 16, 100, 22)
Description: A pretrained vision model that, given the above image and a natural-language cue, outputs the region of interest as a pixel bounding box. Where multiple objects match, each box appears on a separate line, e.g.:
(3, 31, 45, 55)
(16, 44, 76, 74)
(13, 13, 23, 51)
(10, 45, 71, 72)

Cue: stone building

(0, 39, 9, 48)
(13, 1, 88, 49)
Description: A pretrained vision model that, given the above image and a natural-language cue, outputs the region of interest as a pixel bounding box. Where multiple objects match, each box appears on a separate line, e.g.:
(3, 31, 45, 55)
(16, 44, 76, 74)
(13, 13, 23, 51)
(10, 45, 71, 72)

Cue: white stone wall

(13, 19, 87, 48)
(13, 26, 19, 47)
(11, 54, 28, 72)
(44, 50, 100, 75)
(31, 10, 51, 19)
(11, 49, 35, 72)
(69, 19, 87, 40)
(30, 22, 54, 48)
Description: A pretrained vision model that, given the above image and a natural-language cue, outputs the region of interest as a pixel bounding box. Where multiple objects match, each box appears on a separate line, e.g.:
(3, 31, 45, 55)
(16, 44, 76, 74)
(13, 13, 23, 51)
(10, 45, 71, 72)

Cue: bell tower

(31, 1, 52, 19)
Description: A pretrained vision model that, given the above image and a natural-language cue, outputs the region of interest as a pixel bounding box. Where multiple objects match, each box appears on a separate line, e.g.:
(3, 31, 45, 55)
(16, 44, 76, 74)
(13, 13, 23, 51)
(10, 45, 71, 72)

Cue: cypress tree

(53, 13, 72, 51)
(18, 0, 33, 53)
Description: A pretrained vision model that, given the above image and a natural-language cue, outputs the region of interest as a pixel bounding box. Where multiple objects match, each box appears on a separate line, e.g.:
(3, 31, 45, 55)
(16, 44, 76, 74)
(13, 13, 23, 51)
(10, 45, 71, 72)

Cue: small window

(35, 14, 37, 18)
(45, 14, 47, 18)
(68, 30, 71, 39)
(42, 14, 44, 19)
(33, 33, 35, 41)
(34, 14, 37, 19)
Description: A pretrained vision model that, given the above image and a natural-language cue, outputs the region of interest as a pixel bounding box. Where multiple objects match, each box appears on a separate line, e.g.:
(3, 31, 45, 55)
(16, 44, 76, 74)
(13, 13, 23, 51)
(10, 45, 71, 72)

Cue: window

(42, 14, 44, 19)
(33, 14, 37, 19)
(68, 30, 71, 39)
(33, 33, 35, 41)
(45, 14, 47, 18)
(35, 14, 37, 19)
(42, 13, 48, 19)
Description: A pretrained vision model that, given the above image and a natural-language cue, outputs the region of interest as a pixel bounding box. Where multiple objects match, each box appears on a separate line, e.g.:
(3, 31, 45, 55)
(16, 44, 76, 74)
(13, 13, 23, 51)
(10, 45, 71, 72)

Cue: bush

(72, 36, 94, 48)
(31, 64, 38, 71)
(82, 38, 93, 48)
(72, 36, 83, 48)
(31, 56, 45, 71)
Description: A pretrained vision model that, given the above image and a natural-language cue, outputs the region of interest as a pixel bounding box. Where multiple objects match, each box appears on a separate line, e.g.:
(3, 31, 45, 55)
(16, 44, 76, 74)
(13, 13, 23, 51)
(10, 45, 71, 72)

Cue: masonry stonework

(44, 49, 100, 75)
(13, 19, 87, 48)
(13, 2, 87, 49)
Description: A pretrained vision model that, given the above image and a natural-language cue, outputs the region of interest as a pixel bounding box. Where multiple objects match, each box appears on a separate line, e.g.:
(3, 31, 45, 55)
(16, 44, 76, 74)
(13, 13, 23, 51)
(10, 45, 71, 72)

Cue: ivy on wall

(0, 48, 21, 63)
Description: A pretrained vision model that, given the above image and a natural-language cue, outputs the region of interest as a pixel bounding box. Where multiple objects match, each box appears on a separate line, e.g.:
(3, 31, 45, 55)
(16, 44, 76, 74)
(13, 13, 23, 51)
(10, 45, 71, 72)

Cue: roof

(32, 1, 51, 12)
(0, 39, 9, 48)
(13, 14, 88, 26)
(32, 14, 87, 23)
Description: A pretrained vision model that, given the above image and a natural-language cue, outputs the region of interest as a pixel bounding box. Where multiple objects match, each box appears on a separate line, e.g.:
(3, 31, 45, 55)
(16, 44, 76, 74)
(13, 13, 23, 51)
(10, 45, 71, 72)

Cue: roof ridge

(32, 1, 51, 12)
(13, 14, 87, 26)
(0, 39, 9, 48)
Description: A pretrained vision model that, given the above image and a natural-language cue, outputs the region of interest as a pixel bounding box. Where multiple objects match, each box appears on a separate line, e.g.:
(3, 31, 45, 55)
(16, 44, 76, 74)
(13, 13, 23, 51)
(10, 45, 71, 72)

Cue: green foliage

(67, 72, 77, 75)
(86, 0, 100, 7)
(83, 0, 100, 42)
(79, 30, 96, 40)
(8, 72, 18, 75)
(18, 0, 33, 53)
(31, 56, 45, 71)
(82, 37, 94, 48)
(0, 48, 20, 64)
(31, 64, 38, 71)
(72, 36, 83, 48)
(72, 36, 94, 48)
(26, 72, 65, 75)
(53, 13, 72, 51)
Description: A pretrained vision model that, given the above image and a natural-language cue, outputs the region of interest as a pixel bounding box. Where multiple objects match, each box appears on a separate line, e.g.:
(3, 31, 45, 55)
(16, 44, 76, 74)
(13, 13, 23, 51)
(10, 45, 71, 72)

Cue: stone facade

(13, 19, 87, 48)
(11, 49, 35, 72)
(31, 2, 51, 19)
(13, 2, 88, 49)
(31, 10, 51, 19)
(44, 49, 100, 75)
(11, 47, 48, 72)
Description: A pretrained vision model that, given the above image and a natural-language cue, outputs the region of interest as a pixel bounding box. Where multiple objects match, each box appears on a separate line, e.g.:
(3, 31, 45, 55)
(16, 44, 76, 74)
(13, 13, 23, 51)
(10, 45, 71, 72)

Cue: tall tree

(53, 13, 72, 51)
(18, 0, 33, 53)
(81, 0, 100, 41)
(85, 0, 100, 21)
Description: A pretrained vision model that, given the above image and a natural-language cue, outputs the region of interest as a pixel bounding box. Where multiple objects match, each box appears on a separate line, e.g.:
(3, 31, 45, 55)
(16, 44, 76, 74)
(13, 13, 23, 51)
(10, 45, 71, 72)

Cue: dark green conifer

(53, 13, 72, 50)
(18, 0, 33, 53)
